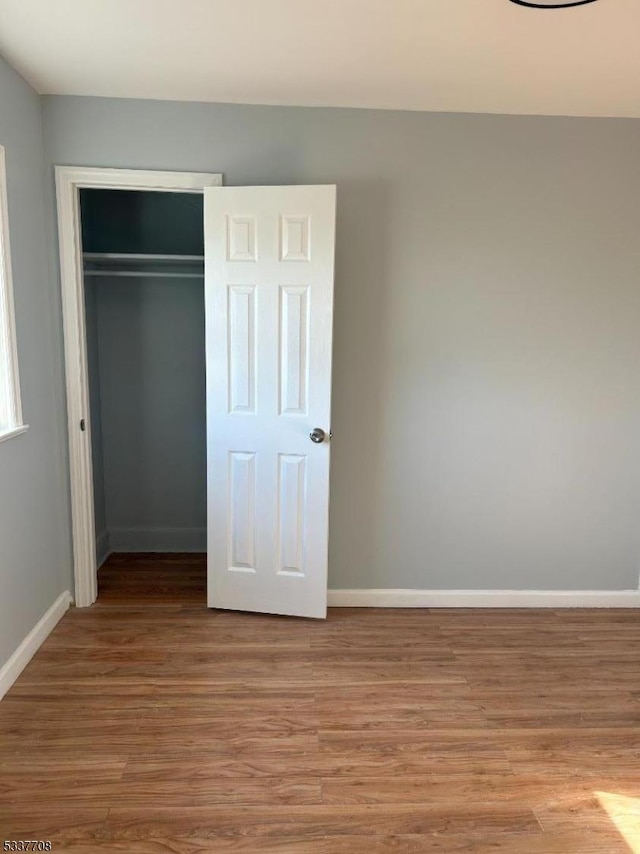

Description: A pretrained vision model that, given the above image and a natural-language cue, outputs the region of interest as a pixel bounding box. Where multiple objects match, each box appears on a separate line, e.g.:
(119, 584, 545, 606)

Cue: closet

(68, 178, 335, 616)
(81, 189, 207, 570)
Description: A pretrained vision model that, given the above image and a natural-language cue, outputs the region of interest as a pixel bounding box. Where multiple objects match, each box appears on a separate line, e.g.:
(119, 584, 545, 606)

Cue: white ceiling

(0, 0, 637, 118)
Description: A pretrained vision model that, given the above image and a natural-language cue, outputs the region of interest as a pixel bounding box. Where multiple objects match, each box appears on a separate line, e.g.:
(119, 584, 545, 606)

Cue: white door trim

(55, 166, 222, 607)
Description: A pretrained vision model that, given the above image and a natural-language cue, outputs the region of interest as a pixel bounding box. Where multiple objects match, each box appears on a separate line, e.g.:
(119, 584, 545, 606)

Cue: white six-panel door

(204, 186, 336, 618)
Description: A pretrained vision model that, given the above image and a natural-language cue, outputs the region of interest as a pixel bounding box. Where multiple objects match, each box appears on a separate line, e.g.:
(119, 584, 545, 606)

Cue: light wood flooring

(1, 553, 640, 852)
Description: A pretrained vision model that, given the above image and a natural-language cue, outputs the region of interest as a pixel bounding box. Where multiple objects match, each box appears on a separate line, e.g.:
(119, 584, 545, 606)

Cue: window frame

(0, 144, 27, 443)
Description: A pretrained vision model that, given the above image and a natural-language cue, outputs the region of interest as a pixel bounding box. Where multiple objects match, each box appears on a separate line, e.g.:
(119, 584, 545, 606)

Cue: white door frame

(55, 166, 223, 607)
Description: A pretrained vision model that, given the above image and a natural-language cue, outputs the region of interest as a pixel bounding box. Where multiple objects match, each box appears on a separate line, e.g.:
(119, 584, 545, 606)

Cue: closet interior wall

(81, 190, 206, 563)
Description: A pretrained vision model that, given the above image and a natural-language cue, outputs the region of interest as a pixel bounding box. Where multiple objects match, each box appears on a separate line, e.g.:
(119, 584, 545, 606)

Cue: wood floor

(1, 554, 640, 852)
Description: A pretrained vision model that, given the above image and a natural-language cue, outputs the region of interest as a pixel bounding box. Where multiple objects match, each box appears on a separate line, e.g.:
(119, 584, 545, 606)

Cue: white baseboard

(327, 589, 640, 608)
(108, 526, 206, 553)
(0, 591, 73, 701)
(96, 529, 111, 568)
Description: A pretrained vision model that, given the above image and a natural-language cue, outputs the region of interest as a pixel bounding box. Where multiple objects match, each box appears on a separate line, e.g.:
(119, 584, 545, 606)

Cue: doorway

(81, 187, 208, 603)
(56, 167, 222, 608)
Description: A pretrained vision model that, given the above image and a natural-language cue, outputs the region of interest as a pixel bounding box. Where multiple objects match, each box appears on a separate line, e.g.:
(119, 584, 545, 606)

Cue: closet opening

(80, 188, 207, 604)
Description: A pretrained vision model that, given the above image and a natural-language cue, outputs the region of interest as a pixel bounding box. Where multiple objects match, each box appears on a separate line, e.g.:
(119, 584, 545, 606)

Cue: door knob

(309, 427, 326, 444)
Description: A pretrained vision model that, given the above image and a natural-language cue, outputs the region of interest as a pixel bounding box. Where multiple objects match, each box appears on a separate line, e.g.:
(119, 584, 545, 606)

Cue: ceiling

(0, 0, 637, 118)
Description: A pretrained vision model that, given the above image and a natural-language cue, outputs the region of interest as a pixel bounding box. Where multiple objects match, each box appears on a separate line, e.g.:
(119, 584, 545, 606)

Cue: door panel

(205, 186, 336, 618)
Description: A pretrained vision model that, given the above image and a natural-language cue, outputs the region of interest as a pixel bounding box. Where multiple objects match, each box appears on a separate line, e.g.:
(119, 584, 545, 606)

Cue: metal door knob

(309, 427, 326, 444)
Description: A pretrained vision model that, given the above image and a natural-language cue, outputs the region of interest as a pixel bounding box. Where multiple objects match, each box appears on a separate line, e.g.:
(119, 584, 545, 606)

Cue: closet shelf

(83, 252, 204, 279)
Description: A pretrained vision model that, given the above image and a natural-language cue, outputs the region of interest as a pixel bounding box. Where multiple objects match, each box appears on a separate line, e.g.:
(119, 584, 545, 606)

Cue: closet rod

(83, 252, 204, 262)
(84, 270, 204, 279)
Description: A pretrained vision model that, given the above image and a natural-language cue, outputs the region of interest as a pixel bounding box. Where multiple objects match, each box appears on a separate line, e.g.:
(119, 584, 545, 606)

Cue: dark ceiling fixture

(509, 0, 599, 7)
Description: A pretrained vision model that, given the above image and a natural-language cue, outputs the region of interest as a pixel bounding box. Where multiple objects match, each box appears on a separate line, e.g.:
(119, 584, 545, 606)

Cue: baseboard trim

(96, 529, 111, 568)
(108, 527, 206, 553)
(0, 591, 73, 701)
(327, 589, 640, 608)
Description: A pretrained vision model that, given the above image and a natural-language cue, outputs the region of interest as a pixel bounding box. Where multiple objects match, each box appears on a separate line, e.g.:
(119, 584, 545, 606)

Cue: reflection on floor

(0, 552, 639, 852)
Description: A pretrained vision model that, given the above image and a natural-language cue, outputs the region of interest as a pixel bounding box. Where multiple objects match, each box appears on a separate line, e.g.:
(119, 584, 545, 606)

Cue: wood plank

(46, 833, 632, 854)
(100, 803, 540, 839)
(1, 777, 322, 808)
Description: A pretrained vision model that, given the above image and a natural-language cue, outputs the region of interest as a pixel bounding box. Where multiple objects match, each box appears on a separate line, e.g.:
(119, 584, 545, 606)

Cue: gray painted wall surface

(86, 275, 206, 552)
(41, 96, 640, 591)
(0, 58, 70, 668)
(81, 188, 203, 255)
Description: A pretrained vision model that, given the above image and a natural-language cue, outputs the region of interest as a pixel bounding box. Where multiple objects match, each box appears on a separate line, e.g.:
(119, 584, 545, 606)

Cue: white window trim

(0, 145, 27, 442)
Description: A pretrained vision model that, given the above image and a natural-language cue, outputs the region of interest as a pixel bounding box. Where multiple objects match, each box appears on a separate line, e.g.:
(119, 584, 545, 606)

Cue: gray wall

(0, 58, 71, 669)
(80, 188, 203, 255)
(41, 96, 640, 592)
(85, 275, 206, 553)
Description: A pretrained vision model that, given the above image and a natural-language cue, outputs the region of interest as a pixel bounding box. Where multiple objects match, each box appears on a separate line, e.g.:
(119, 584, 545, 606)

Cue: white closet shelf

(83, 252, 204, 279)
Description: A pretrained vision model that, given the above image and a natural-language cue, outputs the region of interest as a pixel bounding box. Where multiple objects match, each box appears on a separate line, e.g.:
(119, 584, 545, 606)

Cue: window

(0, 145, 25, 441)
